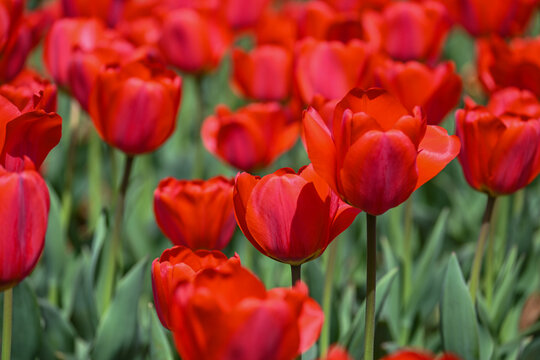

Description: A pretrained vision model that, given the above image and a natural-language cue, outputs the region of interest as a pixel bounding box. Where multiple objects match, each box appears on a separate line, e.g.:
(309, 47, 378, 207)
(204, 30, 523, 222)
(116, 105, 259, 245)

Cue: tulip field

(2, 0, 540, 359)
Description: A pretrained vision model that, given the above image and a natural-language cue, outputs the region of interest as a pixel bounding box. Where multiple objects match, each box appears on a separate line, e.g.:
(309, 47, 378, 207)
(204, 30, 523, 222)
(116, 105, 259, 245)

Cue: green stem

(2, 288, 13, 360)
(320, 241, 338, 356)
(193, 75, 206, 179)
(484, 198, 500, 307)
(402, 198, 413, 308)
(364, 214, 377, 360)
(291, 264, 301, 287)
(469, 195, 496, 304)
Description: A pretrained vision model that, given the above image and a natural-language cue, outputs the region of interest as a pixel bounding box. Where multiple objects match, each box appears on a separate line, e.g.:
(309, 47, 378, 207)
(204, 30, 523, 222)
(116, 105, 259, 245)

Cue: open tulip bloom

(303, 88, 460, 359)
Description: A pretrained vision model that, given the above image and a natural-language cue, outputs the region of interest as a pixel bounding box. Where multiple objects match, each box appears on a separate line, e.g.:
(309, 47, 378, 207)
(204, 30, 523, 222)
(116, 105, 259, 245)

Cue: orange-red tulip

(437, 0, 538, 37)
(154, 176, 236, 250)
(159, 8, 231, 73)
(88, 59, 182, 154)
(169, 253, 323, 360)
(295, 38, 372, 104)
(382, 349, 462, 360)
(201, 102, 299, 172)
(61, 0, 125, 27)
(151, 245, 240, 330)
(303, 88, 460, 215)
(0, 157, 49, 290)
(318, 345, 354, 360)
(456, 88, 540, 195)
(232, 45, 293, 101)
(477, 36, 540, 98)
(375, 60, 462, 125)
(0, 69, 57, 113)
(233, 165, 360, 265)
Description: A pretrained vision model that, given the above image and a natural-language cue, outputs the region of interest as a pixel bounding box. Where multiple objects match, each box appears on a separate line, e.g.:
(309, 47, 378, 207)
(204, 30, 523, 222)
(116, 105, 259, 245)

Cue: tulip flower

(295, 38, 372, 104)
(477, 36, 540, 98)
(0, 156, 49, 291)
(151, 245, 240, 329)
(158, 8, 231, 74)
(219, 0, 271, 30)
(43, 18, 107, 87)
(318, 345, 354, 360)
(456, 88, 540, 196)
(154, 176, 236, 250)
(232, 45, 293, 101)
(169, 252, 324, 360)
(201, 102, 299, 172)
(378, 1, 451, 63)
(303, 88, 460, 215)
(375, 60, 462, 125)
(437, 0, 538, 37)
(61, 0, 125, 27)
(88, 59, 182, 155)
(381, 349, 461, 360)
(0, 69, 57, 112)
(323, 0, 389, 12)
(234, 164, 359, 265)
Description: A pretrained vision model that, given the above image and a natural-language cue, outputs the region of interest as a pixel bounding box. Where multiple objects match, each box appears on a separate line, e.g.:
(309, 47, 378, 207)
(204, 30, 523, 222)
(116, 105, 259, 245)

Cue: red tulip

(170, 255, 324, 360)
(88, 59, 182, 154)
(323, 0, 389, 12)
(295, 38, 372, 104)
(158, 8, 231, 73)
(437, 0, 538, 37)
(318, 345, 354, 360)
(255, 9, 298, 50)
(456, 88, 540, 195)
(382, 349, 462, 360)
(477, 36, 540, 98)
(0, 86, 62, 169)
(0, 69, 57, 113)
(201, 102, 299, 172)
(151, 245, 240, 329)
(61, 0, 125, 27)
(43, 18, 106, 87)
(0, 156, 49, 290)
(303, 88, 460, 215)
(219, 0, 271, 30)
(379, 1, 451, 63)
(233, 165, 360, 265)
(375, 60, 462, 125)
(154, 176, 236, 250)
(232, 45, 293, 101)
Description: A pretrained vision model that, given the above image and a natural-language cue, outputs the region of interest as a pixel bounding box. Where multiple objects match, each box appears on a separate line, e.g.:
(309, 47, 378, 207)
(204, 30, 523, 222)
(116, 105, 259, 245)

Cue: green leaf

(519, 337, 540, 360)
(38, 300, 76, 359)
(69, 254, 99, 341)
(92, 258, 148, 360)
(340, 268, 399, 358)
(149, 304, 174, 360)
(0, 281, 41, 360)
(441, 254, 479, 360)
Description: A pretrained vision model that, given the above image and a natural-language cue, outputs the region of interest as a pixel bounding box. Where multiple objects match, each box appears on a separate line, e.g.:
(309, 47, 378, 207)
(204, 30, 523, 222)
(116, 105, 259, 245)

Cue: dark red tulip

(295, 38, 372, 104)
(375, 60, 462, 125)
(456, 88, 540, 195)
(159, 8, 231, 73)
(233, 165, 360, 265)
(379, 1, 451, 63)
(151, 245, 240, 330)
(0, 157, 49, 290)
(61, 0, 125, 27)
(436, 0, 538, 37)
(170, 254, 324, 360)
(232, 45, 293, 101)
(43, 18, 107, 87)
(88, 59, 182, 154)
(303, 88, 460, 215)
(154, 176, 236, 250)
(477, 36, 540, 98)
(201, 102, 299, 172)
(219, 0, 271, 30)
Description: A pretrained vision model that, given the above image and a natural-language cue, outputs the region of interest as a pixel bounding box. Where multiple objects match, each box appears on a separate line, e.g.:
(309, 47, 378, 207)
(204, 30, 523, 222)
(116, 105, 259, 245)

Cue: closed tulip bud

(0, 156, 49, 290)
(295, 38, 371, 104)
(159, 8, 231, 74)
(201, 102, 299, 172)
(456, 88, 540, 195)
(151, 245, 240, 329)
(169, 253, 324, 360)
(303, 88, 460, 215)
(382, 349, 462, 360)
(0, 9, 33, 82)
(61, 0, 125, 27)
(88, 59, 182, 154)
(220, 0, 271, 30)
(375, 60, 462, 125)
(154, 176, 236, 250)
(233, 164, 360, 265)
(232, 45, 293, 101)
(318, 346, 354, 360)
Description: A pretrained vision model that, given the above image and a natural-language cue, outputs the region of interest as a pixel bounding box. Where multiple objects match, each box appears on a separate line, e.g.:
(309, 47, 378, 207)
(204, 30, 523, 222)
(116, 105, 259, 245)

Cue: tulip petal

(415, 125, 460, 190)
(303, 107, 338, 192)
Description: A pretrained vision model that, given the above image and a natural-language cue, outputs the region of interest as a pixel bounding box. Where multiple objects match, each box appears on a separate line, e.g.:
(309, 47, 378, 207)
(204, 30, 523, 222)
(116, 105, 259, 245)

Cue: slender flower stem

(2, 288, 13, 360)
(364, 214, 377, 360)
(193, 75, 206, 179)
(469, 195, 497, 304)
(320, 241, 339, 356)
(402, 198, 413, 308)
(291, 264, 301, 287)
